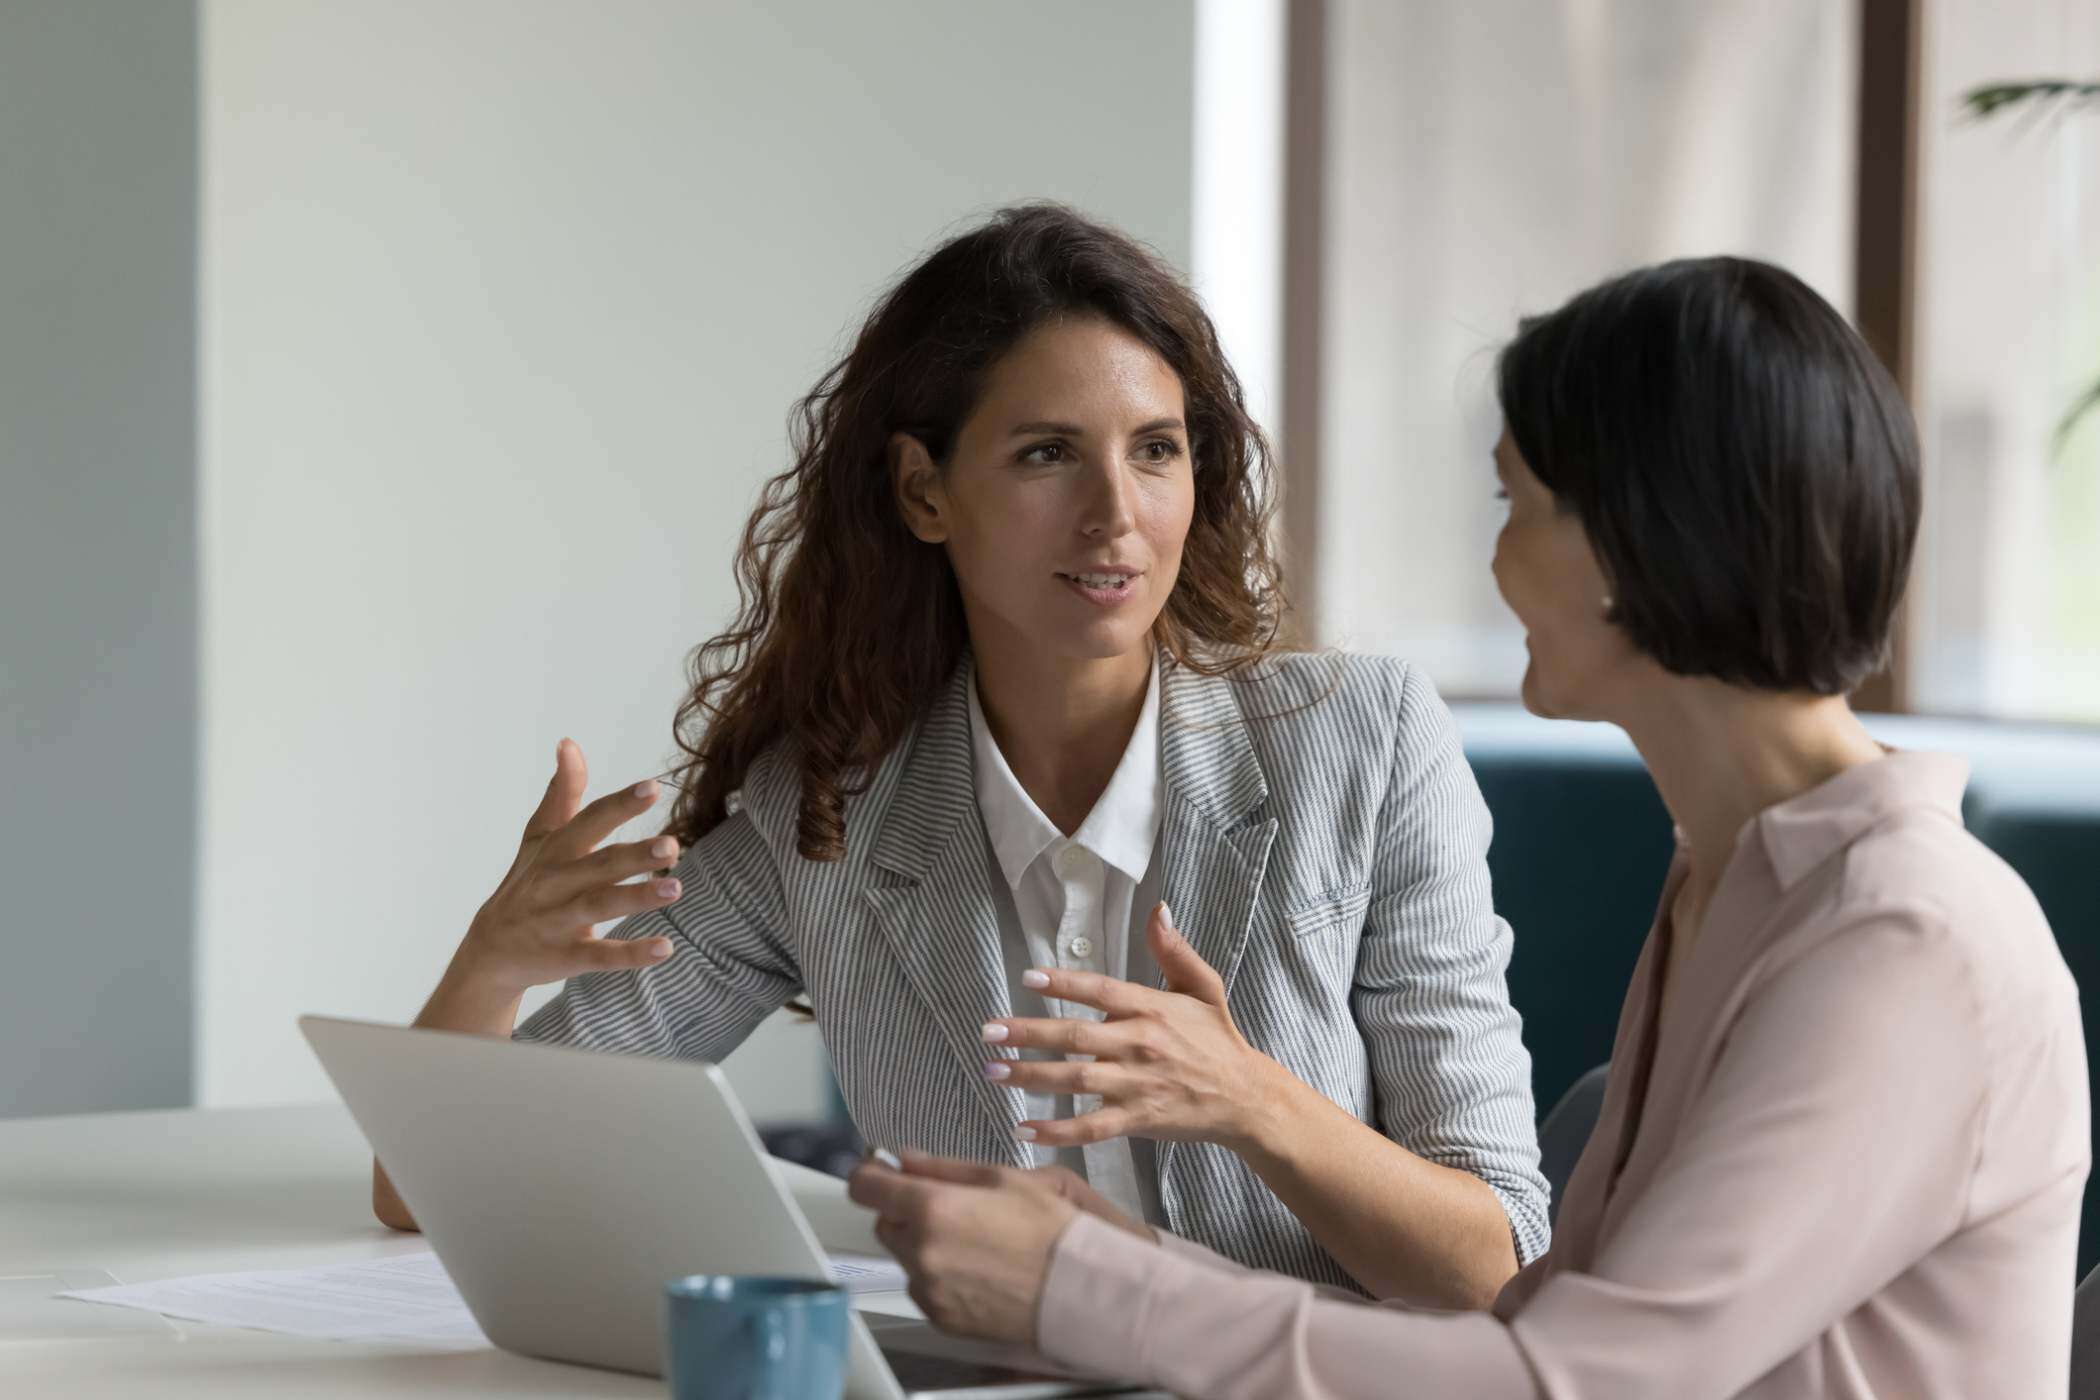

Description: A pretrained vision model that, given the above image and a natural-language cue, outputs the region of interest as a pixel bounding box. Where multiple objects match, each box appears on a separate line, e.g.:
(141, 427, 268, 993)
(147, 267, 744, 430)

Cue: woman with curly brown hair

(372, 203, 1549, 1305)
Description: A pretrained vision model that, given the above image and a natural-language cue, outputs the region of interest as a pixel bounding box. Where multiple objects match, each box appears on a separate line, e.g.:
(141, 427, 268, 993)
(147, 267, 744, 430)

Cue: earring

(1601, 593, 1615, 615)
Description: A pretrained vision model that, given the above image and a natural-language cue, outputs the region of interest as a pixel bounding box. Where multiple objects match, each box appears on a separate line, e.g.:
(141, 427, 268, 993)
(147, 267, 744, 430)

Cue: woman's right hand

(449, 738, 685, 996)
(383, 738, 686, 1231)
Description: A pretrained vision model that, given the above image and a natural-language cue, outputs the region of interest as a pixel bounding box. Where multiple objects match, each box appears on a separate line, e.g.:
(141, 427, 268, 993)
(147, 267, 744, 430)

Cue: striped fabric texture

(516, 651, 1551, 1285)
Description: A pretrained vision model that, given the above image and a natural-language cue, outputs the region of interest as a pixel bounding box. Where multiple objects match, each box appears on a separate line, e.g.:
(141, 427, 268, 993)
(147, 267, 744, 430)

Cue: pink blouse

(1037, 752, 2090, 1398)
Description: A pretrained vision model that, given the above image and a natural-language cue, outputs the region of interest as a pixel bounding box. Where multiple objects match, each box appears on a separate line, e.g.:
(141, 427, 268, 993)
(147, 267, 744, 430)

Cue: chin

(1518, 664, 1555, 719)
(1068, 623, 1152, 661)
(1043, 609, 1160, 666)
(1519, 659, 1588, 721)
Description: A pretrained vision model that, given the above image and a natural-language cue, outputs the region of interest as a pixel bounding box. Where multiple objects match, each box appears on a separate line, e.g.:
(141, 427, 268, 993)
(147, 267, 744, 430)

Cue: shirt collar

(967, 654, 1164, 890)
(1754, 749, 1970, 890)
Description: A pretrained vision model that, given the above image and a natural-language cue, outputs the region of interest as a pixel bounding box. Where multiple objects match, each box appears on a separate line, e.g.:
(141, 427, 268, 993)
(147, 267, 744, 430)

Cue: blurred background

(4, 0, 2096, 1134)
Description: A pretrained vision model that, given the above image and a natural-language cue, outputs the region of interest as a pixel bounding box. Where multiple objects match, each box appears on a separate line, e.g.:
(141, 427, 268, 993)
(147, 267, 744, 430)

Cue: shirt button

(1056, 846, 1090, 877)
(1067, 935, 1095, 960)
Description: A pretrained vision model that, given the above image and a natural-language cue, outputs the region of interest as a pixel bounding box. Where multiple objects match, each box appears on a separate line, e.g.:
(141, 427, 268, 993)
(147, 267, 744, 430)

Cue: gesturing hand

(453, 739, 685, 995)
(980, 903, 1291, 1154)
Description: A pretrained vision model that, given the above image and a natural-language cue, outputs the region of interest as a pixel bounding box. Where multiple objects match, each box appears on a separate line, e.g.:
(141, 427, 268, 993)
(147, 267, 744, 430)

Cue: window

(1911, 0, 2100, 721)
(1297, 0, 1857, 699)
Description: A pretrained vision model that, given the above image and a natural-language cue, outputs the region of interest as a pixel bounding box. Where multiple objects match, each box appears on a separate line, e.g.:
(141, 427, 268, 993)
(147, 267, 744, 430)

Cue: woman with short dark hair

(853, 256, 2090, 1398)
(1497, 256, 1918, 699)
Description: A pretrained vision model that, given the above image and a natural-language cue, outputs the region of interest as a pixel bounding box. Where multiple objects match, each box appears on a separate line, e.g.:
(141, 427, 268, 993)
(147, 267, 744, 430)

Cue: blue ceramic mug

(662, 1275, 849, 1400)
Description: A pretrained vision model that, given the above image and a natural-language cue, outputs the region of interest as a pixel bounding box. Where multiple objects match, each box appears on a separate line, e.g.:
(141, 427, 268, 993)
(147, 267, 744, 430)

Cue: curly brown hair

(665, 203, 1290, 861)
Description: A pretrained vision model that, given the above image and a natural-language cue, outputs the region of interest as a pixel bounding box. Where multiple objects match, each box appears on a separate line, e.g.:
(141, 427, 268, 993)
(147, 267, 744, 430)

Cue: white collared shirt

(968, 656, 1166, 1226)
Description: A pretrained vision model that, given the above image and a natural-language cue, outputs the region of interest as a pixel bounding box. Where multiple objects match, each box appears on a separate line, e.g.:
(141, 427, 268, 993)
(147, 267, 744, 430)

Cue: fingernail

(1021, 969, 1050, 990)
(650, 836, 677, 859)
(632, 780, 659, 801)
(871, 1147, 902, 1170)
(649, 942, 672, 960)
(654, 878, 682, 899)
(982, 1062, 1012, 1081)
(980, 1022, 1008, 1044)
(1159, 901, 1176, 931)
(1013, 1126, 1037, 1143)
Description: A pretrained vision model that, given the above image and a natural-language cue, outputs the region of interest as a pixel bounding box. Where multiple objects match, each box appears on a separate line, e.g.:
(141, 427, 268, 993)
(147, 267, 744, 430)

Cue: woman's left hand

(846, 1152, 1080, 1345)
(982, 902, 1291, 1153)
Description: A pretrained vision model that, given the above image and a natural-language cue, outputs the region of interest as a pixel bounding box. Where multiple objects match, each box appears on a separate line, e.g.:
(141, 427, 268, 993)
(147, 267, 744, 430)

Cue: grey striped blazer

(517, 651, 1551, 1286)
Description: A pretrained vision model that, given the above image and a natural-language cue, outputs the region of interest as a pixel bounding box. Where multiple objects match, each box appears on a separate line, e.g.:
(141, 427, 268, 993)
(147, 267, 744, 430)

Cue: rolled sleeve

(1354, 663, 1551, 1262)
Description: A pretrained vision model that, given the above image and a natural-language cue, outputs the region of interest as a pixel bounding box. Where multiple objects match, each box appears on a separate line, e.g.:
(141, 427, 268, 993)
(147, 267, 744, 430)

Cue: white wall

(198, 0, 1195, 1112)
(1, 1, 198, 1116)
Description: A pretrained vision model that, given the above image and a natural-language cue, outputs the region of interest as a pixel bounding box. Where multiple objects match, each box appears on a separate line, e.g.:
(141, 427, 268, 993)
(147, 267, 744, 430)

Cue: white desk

(1, 1104, 1174, 1399)
(0, 1103, 726, 1396)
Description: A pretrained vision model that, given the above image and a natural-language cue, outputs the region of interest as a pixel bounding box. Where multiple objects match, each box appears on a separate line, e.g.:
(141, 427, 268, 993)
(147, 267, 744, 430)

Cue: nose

(1078, 456, 1138, 541)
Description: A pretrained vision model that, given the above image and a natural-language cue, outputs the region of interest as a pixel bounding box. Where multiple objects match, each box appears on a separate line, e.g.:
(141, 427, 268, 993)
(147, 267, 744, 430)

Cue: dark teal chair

(2075, 1263, 2100, 1398)
(1537, 1062, 1610, 1224)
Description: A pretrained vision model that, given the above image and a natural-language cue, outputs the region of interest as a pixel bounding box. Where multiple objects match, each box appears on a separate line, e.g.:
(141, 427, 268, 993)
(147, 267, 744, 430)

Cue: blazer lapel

(862, 659, 1032, 1165)
(1156, 661, 1277, 999)
(1154, 663, 1277, 1207)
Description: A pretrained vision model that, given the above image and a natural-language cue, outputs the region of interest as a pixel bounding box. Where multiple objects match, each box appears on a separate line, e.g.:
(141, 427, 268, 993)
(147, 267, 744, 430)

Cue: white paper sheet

(824, 1252, 911, 1293)
(59, 1253, 488, 1349)
(2, 1269, 184, 1341)
(57, 1248, 909, 1348)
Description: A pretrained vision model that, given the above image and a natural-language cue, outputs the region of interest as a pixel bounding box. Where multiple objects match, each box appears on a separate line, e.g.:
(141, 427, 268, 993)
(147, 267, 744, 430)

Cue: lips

(1059, 569, 1141, 588)
(1057, 569, 1143, 606)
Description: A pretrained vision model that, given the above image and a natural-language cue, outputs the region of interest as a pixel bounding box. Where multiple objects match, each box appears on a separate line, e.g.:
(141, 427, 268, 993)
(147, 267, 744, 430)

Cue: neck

(970, 634, 1152, 836)
(1613, 679, 1885, 885)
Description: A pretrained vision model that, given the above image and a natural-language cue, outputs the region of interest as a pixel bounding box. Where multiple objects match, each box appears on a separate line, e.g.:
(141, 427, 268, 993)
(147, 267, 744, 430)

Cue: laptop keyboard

(887, 1347, 1067, 1390)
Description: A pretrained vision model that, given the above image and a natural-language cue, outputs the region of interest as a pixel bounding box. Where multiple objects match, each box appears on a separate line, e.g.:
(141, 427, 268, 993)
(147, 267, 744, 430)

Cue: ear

(889, 432, 950, 544)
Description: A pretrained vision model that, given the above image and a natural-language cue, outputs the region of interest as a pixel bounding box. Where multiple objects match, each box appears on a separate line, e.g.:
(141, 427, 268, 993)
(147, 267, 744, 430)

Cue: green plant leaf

(1963, 79, 2100, 120)
(2057, 379, 2100, 457)
(1962, 78, 2100, 466)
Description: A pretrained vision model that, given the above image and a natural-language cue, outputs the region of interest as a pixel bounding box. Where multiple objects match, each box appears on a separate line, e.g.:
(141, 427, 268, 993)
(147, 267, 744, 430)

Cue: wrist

(1223, 1051, 1304, 1162)
(418, 948, 527, 1033)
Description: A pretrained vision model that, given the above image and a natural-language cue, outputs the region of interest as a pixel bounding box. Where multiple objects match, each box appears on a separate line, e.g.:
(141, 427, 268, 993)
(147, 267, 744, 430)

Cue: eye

(1019, 441, 1069, 465)
(1493, 487, 1509, 501)
(1139, 438, 1184, 465)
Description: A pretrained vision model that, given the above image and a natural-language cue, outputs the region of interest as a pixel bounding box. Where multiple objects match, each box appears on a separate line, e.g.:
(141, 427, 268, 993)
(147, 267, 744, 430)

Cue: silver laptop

(299, 1015, 1138, 1400)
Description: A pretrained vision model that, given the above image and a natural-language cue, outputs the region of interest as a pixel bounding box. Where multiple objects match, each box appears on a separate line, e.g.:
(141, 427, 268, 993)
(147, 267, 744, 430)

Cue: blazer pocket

(1283, 886, 1373, 940)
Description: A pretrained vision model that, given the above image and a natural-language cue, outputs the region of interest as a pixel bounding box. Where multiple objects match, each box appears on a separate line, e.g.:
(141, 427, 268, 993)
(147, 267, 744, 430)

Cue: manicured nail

(982, 1062, 1012, 1081)
(648, 941, 672, 960)
(654, 878, 682, 899)
(980, 1022, 1008, 1044)
(871, 1147, 902, 1170)
(1021, 969, 1050, 990)
(650, 836, 677, 859)
(1013, 1126, 1037, 1143)
(632, 779, 658, 800)
(1159, 901, 1176, 931)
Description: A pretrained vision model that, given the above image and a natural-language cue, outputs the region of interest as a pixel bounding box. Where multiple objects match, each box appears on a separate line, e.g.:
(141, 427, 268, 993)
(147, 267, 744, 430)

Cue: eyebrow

(1008, 417, 1187, 437)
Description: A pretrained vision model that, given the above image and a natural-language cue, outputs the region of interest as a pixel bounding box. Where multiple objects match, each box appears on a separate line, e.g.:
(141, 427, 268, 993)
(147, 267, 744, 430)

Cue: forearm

(1235, 1062, 1519, 1308)
(372, 955, 526, 1230)
(1040, 1214, 1539, 1400)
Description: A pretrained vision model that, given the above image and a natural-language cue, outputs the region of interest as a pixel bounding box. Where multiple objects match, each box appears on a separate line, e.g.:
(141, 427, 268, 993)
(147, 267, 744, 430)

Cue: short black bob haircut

(1496, 256, 1920, 696)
